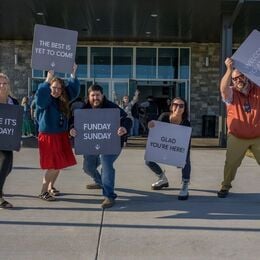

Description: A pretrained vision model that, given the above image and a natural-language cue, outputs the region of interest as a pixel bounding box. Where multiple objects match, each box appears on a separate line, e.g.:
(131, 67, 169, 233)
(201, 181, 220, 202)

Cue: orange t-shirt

(226, 83, 260, 139)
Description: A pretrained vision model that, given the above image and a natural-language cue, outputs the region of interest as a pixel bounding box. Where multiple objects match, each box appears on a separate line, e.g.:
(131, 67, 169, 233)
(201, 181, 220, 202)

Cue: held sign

(0, 104, 23, 151)
(74, 108, 121, 155)
(232, 29, 260, 86)
(31, 24, 78, 74)
(144, 121, 192, 168)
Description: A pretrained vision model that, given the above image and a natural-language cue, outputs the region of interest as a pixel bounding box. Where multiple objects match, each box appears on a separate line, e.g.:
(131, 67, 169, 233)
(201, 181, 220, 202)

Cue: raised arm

(220, 58, 233, 101)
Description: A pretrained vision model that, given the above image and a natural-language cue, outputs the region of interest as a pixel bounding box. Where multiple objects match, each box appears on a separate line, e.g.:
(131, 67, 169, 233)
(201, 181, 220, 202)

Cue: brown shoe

(86, 183, 102, 189)
(101, 198, 115, 209)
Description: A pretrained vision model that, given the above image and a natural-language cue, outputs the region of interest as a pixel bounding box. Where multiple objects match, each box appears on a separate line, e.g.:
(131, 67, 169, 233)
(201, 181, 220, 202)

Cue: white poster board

(232, 29, 260, 86)
(144, 121, 192, 168)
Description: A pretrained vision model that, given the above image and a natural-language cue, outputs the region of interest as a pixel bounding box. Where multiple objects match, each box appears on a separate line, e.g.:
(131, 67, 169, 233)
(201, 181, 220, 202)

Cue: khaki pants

(221, 134, 260, 190)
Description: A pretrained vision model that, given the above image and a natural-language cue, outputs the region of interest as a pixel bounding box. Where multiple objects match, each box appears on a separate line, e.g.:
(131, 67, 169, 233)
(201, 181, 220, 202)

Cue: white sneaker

(178, 179, 189, 200)
(151, 172, 169, 190)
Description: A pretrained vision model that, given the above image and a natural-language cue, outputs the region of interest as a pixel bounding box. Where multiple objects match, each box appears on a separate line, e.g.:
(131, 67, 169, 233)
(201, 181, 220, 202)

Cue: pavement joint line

(95, 209, 105, 260)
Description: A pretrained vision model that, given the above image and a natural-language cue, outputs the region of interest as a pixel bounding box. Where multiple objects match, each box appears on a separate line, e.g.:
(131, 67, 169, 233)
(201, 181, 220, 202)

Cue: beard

(235, 78, 249, 94)
(90, 99, 102, 108)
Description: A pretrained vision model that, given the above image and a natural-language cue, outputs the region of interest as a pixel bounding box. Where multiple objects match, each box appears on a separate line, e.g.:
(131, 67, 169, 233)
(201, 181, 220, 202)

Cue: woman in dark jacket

(145, 97, 192, 200)
(0, 73, 19, 208)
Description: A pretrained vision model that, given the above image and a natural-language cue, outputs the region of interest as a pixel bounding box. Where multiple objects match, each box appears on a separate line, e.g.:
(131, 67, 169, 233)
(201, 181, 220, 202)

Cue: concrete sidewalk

(0, 147, 260, 260)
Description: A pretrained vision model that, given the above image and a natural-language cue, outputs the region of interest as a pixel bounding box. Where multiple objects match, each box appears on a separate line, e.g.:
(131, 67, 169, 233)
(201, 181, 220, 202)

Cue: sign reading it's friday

(0, 104, 23, 151)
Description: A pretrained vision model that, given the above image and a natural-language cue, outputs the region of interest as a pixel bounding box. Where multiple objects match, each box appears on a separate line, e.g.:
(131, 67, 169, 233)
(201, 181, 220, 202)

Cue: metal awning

(0, 0, 259, 43)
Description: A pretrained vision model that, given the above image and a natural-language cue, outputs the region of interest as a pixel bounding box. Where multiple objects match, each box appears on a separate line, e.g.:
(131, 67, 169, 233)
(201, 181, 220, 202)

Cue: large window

(90, 47, 111, 78)
(158, 48, 178, 79)
(136, 48, 156, 79)
(113, 48, 133, 78)
(76, 47, 88, 78)
(180, 48, 190, 79)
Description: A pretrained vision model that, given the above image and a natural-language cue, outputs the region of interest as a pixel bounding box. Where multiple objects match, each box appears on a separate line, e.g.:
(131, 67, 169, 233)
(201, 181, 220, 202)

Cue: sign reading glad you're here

(31, 24, 78, 74)
(74, 109, 121, 155)
(145, 121, 192, 168)
(0, 104, 23, 151)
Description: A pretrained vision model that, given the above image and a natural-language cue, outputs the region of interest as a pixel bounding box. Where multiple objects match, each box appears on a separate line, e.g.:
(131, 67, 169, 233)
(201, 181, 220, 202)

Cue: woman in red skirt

(35, 64, 80, 201)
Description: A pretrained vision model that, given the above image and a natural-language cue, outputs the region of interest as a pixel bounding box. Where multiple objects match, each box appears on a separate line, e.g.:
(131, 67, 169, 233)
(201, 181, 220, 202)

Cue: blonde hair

(0, 73, 11, 96)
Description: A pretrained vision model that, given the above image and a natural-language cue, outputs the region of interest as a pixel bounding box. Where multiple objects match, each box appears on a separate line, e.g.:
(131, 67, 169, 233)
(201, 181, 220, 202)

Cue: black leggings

(0, 151, 13, 197)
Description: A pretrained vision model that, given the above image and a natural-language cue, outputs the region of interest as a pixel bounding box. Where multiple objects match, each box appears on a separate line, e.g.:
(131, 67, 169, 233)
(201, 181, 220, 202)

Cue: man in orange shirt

(218, 57, 260, 198)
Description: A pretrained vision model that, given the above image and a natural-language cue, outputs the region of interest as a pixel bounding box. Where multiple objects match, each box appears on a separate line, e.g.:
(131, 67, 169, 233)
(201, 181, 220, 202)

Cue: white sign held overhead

(232, 29, 260, 86)
(31, 24, 78, 74)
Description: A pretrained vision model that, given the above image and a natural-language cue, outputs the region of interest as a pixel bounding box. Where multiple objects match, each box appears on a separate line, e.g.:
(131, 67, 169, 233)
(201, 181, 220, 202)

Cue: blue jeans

(133, 118, 140, 136)
(83, 153, 120, 199)
(145, 149, 191, 180)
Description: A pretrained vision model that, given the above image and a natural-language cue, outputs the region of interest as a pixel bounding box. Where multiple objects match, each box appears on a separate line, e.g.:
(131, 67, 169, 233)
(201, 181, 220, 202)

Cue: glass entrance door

(112, 81, 129, 104)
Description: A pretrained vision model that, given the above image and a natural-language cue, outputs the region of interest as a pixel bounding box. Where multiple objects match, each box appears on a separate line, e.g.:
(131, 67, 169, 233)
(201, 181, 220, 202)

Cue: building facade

(0, 40, 220, 137)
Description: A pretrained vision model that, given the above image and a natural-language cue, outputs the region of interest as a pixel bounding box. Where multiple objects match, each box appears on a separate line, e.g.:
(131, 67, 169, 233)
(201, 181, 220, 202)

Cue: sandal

(39, 192, 56, 201)
(48, 187, 60, 196)
(0, 200, 13, 209)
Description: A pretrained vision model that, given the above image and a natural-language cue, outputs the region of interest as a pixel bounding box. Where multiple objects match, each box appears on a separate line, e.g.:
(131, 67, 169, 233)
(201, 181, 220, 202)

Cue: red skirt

(38, 132, 76, 170)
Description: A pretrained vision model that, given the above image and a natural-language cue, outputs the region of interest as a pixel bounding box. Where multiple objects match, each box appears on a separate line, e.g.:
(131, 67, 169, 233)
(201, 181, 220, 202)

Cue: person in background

(140, 96, 159, 135)
(21, 96, 34, 137)
(120, 89, 140, 136)
(35, 64, 80, 201)
(0, 73, 19, 208)
(217, 57, 260, 198)
(131, 101, 140, 136)
(145, 97, 192, 200)
(30, 98, 39, 137)
(70, 84, 132, 208)
(28, 90, 36, 106)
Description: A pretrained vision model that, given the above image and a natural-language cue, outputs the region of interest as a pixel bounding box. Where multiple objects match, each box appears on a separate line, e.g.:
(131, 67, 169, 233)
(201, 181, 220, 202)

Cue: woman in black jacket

(145, 97, 192, 200)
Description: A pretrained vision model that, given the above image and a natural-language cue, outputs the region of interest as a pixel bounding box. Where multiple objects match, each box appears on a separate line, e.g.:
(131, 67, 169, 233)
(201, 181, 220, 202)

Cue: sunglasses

(172, 103, 185, 109)
(231, 74, 244, 81)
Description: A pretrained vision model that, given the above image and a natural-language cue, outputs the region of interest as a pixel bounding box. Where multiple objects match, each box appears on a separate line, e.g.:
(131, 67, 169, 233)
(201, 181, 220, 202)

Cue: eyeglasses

(231, 74, 244, 82)
(51, 87, 62, 91)
(0, 82, 8, 86)
(172, 103, 185, 109)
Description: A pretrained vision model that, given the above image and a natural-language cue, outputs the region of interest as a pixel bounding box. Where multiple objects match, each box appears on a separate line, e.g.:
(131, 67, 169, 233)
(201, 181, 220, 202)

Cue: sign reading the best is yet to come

(31, 24, 78, 74)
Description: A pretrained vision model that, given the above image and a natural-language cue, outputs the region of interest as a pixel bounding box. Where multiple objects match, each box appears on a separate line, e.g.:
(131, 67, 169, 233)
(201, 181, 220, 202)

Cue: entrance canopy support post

(218, 0, 245, 147)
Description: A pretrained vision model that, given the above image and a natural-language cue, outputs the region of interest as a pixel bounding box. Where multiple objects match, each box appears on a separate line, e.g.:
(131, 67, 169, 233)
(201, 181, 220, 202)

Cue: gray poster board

(232, 29, 260, 86)
(31, 24, 78, 74)
(144, 121, 192, 168)
(0, 104, 23, 151)
(74, 108, 121, 155)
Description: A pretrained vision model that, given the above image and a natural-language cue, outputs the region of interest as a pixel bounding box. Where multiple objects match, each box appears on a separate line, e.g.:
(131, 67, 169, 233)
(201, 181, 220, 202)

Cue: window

(136, 48, 156, 79)
(158, 48, 178, 79)
(113, 48, 133, 78)
(91, 47, 111, 78)
(180, 48, 190, 79)
(76, 47, 88, 78)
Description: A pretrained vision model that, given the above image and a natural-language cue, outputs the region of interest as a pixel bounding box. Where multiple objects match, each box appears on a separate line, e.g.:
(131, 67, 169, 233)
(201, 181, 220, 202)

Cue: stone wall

(0, 40, 32, 99)
(0, 40, 221, 137)
(190, 43, 220, 136)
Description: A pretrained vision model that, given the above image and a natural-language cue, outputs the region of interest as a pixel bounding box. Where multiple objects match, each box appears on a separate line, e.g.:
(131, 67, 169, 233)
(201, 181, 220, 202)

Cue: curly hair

(50, 77, 70, 118)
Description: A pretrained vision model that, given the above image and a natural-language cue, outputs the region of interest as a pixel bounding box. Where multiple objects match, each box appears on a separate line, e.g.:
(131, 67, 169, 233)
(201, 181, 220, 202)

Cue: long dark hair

(170, 97, 189, 121)
(50, 77, 70, 118)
